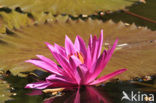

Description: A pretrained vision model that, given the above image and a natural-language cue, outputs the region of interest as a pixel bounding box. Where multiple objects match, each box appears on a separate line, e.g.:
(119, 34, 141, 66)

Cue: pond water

(2, 72, 155, 103)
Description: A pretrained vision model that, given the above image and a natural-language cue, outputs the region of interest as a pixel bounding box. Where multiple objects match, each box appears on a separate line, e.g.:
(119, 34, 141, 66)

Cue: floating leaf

(127, 0, 155, 21)
(0, 10, 32, 33)
(0, 0, 139, 15)
(0, 10, 70, 33)
(0, 19, 156, 80)
(0, 78, 12, 103)
(99, 0, 156, 30)
(31, 12, 54, 24)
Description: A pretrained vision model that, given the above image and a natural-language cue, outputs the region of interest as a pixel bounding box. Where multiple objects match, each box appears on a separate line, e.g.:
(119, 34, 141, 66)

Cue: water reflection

(4, 74, 155, 103)
(26, 89, 42, 96)
(42, 86, 111, 103)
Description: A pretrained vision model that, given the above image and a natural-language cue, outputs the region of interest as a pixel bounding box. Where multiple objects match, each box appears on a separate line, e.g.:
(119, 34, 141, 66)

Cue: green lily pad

(0, 0, 139, 15)
(0, 10, 70, 33)
(0, 78, 12, 103)
(0, 19, 156, 80)
(98, 0, 156, 30)
(0, 10, 32, 33)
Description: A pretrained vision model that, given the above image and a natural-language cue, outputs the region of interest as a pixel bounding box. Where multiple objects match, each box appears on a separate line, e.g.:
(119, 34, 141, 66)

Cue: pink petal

(36, 55, 63, 74)
(91, 40, 98, 64)
(36, 55, 56, 66)
(54, 53, 76, 80)
(87, 50, 107, 83)
(46, 43, 76, 80)
(88, 35, 93, 51)
(45, 42, 55, 52)
(46, 74, 75, 84)
(65, 35, 76, 55)
(25, 81, 51, 89)
(46, 42, 71, 73)
(87, 39, 118, 83)
(77, 64, 88, 84)
(88, 30, 103, 65)
(91, 35, 98, 61)
(105, 39, 118, 64)
(69, 56, 82, 84)
(45, 42, 63, 60)
(54, 43, 66, 57)
(89, 69, 127, 85)
(90, 30, 103, 64)
(45, 42, 66, 58)
(85, 46, 92, 70)
(74, 35, 87, 58)
(48, 82, 76, 88)
(25, 60, 62, 76)
(96, 30, 103, 58)
(69, 55, 82, 69)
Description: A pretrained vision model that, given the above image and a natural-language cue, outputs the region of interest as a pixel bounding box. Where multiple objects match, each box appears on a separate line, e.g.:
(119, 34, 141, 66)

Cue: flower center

(76, 52, 84, 64)
(68, 52, 84, 64)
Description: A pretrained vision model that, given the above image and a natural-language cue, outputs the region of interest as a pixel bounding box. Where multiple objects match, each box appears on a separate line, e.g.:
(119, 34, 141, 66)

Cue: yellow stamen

(77, 52, 84, 64)
(68, 52, 84, 64)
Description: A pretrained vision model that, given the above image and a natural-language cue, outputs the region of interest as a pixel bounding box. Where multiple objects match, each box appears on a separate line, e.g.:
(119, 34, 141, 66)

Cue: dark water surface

(3, 73, 156, 103)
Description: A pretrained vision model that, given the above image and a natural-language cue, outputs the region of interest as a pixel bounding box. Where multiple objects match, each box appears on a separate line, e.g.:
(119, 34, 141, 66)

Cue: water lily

(25, 30, 126, 89)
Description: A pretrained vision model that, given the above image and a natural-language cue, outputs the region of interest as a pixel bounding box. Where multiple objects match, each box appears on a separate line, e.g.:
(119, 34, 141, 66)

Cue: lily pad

(0, 9, 72, 33)
(0, 19, 156, 80)
(0, 10, 32, 33)
(98, 0, 156, 30)
(0, 0, 139, 15)
(0, 77, 12, 103)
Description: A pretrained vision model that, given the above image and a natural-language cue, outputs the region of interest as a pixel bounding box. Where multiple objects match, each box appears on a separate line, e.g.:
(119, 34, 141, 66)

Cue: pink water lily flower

(25, 30, 126, 89)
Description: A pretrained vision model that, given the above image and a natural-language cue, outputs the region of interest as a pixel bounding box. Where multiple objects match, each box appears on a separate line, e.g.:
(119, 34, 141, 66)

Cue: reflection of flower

(25, 30, 126, 89)
(43, 86, 111, 103)
(86, 87, 109, 103)
(26, 89, 42, 96)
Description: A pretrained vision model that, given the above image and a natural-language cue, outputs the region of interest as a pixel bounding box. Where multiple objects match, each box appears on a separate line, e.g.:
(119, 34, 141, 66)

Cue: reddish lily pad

(0, 19, 155, 80)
